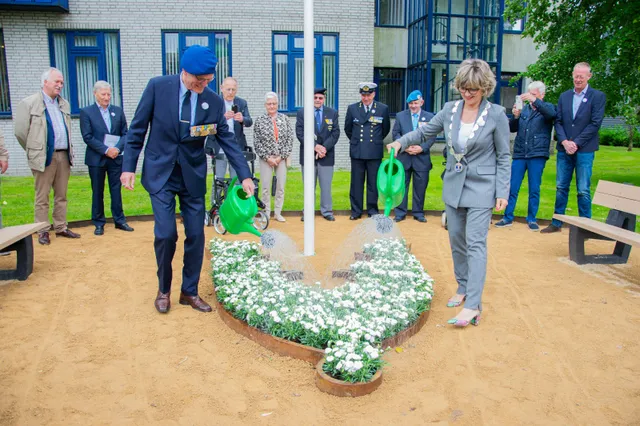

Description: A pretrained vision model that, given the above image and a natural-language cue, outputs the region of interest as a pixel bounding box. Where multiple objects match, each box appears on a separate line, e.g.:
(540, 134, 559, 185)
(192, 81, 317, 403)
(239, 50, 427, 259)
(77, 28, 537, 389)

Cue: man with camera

(208, 76, 253, 180)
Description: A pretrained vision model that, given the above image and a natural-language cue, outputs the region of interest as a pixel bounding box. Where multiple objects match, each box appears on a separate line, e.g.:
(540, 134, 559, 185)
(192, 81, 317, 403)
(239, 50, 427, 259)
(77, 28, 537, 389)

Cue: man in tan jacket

(15, 67, 80, 245)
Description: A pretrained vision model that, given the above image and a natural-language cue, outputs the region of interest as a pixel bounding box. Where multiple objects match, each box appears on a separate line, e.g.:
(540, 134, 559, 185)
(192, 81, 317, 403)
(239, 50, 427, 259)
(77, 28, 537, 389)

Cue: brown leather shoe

(154, 291, 171, 313)
(38, 232, 50, 245)
(179, 292, 212, 312)
(56, 229, 81, 239)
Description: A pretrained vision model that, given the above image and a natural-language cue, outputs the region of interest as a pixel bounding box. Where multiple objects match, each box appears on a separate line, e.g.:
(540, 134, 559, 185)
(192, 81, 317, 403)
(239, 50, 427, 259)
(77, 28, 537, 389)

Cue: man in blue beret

(391, 90, 435, 222)
(121, 45, 255, 314)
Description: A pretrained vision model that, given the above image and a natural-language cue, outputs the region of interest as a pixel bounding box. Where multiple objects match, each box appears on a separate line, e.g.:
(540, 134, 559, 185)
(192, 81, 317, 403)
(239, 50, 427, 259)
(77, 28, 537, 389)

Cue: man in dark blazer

(344, 82, 391, 219)
(207, 76, 253, 180)
(391, 90, 435, 223)
(121, 45, 255, 314)
(296, 87, 340, 221)
(542, 62, 606, 233)
(80, 80, 133, 236)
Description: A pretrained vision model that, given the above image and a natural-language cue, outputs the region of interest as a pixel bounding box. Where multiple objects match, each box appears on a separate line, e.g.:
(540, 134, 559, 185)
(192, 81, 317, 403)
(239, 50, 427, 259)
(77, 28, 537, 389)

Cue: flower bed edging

(212, 287, 430, 396)
(315, 359, 383, 397)
(210, 237, 434, 393)
(212, 286, 324, 365)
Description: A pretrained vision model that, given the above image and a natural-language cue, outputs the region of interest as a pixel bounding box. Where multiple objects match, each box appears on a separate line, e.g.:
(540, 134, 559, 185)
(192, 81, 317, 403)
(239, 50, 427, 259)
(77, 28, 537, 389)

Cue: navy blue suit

(124, 74, 251, 296)
(295, 106, 340, 166)
(392, 108, 435, 219)
(80, 103, 128, 227)
(551, 86, 606, 227)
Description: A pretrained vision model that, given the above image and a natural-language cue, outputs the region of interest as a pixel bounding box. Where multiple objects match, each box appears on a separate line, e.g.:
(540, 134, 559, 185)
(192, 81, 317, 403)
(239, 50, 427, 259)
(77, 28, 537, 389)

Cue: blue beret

(406, 90, 423, 103)
(180, 45, 218, 76)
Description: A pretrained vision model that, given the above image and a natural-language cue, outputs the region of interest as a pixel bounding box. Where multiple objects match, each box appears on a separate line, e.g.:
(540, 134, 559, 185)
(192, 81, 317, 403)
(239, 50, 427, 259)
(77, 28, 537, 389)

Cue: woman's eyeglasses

(460, 87, 480, 95)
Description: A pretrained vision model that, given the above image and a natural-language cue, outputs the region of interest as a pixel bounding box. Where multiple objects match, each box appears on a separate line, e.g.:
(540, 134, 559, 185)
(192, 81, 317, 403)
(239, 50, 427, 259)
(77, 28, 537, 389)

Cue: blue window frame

(374, 68, 405, 115)
(272, 32, 339, 112)
(48, 30, 122, 114)
(375, 0, 406, 27)
(161, 31, 232, 91)
(503, 17, 525, 34)
(0, 30, 11, 115)
(499, 72, 522, 117)
(406, 0, 504, 114)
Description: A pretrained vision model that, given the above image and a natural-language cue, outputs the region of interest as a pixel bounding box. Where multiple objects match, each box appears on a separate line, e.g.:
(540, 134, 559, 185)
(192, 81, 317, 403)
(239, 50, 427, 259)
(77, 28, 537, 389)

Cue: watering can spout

(219, 177, 262, 237)
(377, 147, 406, 217)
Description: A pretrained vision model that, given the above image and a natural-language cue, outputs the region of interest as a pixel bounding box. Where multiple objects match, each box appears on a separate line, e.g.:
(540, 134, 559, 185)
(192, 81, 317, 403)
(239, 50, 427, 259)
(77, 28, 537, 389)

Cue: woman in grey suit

(387, 59, 511, 328)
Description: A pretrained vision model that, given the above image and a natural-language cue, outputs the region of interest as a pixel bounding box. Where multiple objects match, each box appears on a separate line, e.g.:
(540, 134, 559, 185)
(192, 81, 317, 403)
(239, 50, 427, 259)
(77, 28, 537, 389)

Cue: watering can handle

(387, 148, 395, 194)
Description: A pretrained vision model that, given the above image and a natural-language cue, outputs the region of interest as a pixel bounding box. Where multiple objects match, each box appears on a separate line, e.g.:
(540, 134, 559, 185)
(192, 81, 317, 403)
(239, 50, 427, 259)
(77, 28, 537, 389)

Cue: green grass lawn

(1, 146, 638, 231)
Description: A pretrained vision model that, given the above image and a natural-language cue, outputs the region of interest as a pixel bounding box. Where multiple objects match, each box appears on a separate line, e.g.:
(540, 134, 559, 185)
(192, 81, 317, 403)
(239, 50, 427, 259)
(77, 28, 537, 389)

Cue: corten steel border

(213, 283, 431, 396)
(315, 359, 383, 397)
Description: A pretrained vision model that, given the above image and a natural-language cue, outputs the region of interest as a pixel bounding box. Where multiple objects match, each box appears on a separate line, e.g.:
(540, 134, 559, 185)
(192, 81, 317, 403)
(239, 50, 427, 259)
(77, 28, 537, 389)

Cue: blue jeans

(503, 157, 547, 223)
(551, 151, 595, 227)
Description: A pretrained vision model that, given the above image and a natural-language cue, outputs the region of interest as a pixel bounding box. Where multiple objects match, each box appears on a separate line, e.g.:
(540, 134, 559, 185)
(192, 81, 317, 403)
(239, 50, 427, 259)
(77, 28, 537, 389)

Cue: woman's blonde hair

(454, 59, 497, 98)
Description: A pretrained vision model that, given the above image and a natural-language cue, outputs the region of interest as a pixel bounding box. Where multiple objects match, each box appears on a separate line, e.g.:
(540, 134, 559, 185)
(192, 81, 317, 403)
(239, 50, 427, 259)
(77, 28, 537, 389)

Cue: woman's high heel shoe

(447, 314, 481, 327)
(447, 295, 466, 308)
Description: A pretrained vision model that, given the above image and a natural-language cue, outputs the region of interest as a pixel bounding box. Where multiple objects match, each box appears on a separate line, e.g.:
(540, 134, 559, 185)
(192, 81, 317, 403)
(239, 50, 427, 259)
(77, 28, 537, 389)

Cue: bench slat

(0, 222, 50, 250)
(593, 181, 640, 215)
(553, 214, 640, 247)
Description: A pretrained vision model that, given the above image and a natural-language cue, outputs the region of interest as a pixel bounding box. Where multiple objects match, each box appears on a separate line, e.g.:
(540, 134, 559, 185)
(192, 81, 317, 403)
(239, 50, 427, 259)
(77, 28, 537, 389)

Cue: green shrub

(599, 126, 640, 147)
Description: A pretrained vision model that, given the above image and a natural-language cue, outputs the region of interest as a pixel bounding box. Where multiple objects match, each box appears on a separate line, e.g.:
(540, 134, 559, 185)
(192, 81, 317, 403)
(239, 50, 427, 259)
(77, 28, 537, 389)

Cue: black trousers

(350, 158, 381, 216)
(394, 167, 430, 219)
(88, 159, 125, 227)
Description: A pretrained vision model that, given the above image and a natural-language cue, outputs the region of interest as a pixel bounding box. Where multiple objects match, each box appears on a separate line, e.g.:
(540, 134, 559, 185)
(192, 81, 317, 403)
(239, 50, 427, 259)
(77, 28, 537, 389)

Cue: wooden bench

(553, 181, 640, 265)
(0, 222, 50, 281)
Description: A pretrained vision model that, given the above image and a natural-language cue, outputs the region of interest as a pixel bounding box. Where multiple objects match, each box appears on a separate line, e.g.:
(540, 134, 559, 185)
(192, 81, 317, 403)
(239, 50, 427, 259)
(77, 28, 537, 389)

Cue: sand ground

(0, 216, 639, 425)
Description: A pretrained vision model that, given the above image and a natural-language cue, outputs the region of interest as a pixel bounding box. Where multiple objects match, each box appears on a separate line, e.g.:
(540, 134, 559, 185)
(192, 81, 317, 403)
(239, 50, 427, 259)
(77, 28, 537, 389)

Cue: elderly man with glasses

(121, 45, 255, 315)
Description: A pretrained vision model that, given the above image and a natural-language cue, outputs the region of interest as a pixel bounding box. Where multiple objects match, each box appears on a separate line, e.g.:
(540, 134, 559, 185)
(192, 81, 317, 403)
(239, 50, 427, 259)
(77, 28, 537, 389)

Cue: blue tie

(180, 90, 191, 139)
(412, 114, 419, 131)
(315, 109, 321, 131)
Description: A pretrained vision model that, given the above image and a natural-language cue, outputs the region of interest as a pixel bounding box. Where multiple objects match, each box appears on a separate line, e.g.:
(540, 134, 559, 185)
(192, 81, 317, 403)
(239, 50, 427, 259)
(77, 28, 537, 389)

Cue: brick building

(0, 0, 540, 176)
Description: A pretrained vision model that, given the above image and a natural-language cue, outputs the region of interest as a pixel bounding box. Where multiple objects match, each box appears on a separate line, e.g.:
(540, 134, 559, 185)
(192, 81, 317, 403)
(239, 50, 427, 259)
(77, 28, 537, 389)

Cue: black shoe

(323, 214, 335, 221)
(414, 216, 427, 223)
(540, 224, 561, 234)
(115, 223, 134, 232)
(349, 214, 361, 221)
(394, 216, 406, 222)
(301, 216, 304, 222)
(94, 226, 104, 236)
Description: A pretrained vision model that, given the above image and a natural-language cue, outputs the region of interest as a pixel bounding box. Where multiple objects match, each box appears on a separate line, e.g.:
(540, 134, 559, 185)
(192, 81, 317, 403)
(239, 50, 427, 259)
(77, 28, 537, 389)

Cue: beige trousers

(32, 151, 71, 233)
(259, 159, 287, 216)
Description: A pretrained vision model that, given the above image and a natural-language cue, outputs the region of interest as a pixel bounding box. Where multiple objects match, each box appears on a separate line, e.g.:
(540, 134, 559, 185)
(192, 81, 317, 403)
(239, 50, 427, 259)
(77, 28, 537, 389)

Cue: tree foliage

(504, 0, 640, 129)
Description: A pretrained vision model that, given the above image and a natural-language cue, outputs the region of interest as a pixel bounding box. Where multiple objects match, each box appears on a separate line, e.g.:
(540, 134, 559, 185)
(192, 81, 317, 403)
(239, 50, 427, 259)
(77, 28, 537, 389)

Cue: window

(272, 33, 338, 112)
(162, 31, 231, 90)
(0, 30, 11, 115)
(499, 72, 522, 117)
(376, 0, 406, 27)
(504, 18, 524, 34)
(49, 31, 122, 114)
(374, 68, 405, 115)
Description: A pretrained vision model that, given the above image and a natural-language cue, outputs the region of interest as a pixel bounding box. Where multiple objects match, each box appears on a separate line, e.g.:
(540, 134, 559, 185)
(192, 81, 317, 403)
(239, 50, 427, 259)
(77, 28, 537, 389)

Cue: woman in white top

(387, 59, 511, 328)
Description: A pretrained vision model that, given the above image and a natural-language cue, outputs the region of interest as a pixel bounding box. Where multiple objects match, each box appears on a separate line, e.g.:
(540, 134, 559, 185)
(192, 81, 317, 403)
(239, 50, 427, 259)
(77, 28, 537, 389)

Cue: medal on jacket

(448, 100, 491, 173)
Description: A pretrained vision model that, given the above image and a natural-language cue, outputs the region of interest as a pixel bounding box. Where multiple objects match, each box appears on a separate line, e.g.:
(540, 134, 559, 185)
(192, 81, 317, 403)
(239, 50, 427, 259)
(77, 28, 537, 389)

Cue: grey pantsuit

(398, 99, 511, 311)
(301, 164, 334, 216)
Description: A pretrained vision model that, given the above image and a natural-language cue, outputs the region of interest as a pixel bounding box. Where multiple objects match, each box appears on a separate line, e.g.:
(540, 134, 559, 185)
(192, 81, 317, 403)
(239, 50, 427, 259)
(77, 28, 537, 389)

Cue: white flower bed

(210, 237, 434, 383)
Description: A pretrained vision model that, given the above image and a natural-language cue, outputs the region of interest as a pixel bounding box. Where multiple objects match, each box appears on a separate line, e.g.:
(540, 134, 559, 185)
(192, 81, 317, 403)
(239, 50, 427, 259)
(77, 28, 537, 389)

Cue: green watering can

(219, 177, 262, 237)
(377, 147, 406, 217)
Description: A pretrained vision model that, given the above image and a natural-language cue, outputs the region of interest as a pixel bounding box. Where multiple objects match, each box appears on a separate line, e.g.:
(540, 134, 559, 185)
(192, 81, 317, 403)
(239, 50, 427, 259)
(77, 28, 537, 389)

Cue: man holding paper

(80, 80, 134, 235)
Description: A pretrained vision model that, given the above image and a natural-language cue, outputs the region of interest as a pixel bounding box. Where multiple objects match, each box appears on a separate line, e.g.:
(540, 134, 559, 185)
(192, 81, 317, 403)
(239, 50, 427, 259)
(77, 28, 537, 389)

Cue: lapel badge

(110, 112, 115, 117)
(202, 102, 209, 110)
(421, 117, 426, 121)
(582, 98, 588, 103)
(371, 109, 375, 114)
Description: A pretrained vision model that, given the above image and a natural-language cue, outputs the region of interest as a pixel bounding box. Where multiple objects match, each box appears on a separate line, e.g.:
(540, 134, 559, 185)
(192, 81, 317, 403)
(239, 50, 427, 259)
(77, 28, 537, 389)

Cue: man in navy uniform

(121, 45, 255, 314)
(344, 82, 390, 219)
(392, 90, 435, 223)
(296, 87, 340, 221)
